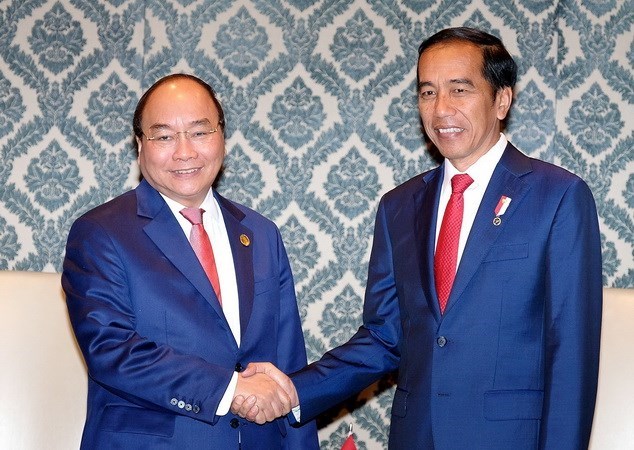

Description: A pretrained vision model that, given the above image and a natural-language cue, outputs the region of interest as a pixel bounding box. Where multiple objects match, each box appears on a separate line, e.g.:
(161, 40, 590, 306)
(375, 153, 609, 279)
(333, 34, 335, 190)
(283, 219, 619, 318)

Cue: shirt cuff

(291, 404, 301, 422)
(216, 372, 239, 415)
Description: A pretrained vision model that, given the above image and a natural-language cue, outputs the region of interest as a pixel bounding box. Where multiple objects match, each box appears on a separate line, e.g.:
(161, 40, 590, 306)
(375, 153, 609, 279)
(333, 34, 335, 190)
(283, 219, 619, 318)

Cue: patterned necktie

(180, 207, 222, 303)
(434, 174, 474, 314)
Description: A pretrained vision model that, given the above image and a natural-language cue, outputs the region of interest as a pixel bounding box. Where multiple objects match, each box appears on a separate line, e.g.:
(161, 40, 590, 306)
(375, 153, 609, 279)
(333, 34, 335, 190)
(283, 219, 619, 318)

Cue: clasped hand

(231, 362, 298, 424)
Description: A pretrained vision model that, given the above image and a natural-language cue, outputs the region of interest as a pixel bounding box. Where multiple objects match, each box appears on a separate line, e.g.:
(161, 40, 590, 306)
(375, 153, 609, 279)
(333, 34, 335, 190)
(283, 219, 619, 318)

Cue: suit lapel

(137, 180, 224, 319)
(415, 168, 444, 321)
(215, 192, 254, 338)
(444, 144, 533, 315)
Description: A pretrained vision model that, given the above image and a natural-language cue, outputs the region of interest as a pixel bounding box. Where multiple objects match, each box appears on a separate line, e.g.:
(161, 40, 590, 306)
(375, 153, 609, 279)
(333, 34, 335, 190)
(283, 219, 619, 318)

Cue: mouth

(171, 167, 202, 175)
(436, 127, 464, 134)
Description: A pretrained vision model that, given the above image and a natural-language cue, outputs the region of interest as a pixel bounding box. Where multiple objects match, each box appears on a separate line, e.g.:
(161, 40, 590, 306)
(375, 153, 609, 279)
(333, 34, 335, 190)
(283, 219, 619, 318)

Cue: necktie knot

(451, 174, 473, 194)
(180, 207, 205, 225)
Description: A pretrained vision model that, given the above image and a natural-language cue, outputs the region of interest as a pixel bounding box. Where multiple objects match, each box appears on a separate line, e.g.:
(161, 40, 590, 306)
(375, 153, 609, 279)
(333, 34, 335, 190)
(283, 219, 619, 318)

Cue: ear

(495, 86, 513, 120)
(135, 136, 143, 161)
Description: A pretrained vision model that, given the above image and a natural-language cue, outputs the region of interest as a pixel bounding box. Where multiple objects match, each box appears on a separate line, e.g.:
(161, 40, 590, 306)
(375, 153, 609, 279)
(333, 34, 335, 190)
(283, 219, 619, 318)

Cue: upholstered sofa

(0, 270, 632, 449)
(0, 271, 85, 449)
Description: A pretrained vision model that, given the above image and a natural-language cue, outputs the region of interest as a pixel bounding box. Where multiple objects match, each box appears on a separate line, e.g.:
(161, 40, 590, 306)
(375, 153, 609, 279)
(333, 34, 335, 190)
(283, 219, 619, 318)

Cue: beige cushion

(0, 271, 86, 449)
(590, 288, 634, 449)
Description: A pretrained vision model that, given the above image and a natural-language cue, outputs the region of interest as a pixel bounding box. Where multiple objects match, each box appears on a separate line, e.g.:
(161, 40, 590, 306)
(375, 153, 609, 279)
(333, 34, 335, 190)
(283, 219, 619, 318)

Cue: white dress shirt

(434, 133, 508, 269)
(161, 188, 240, 415)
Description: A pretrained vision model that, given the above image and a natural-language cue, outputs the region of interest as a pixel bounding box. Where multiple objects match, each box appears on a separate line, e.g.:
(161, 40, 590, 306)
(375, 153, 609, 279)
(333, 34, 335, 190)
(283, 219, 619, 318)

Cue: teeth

(438, 127, 462, 133)
(174, 168, 198, 174)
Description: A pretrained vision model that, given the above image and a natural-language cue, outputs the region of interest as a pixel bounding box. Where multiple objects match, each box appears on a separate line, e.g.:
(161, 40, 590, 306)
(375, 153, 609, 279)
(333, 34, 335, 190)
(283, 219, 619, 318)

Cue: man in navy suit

(63, 74, 318, 449)
(234, 27, 602, 449)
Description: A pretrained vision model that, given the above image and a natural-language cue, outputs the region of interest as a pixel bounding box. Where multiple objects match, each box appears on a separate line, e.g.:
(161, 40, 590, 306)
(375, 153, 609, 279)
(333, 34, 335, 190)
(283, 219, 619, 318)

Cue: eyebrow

(148, 118, 212, 131)
(418, 78, 476, 90)
(449, 78, 475, 87)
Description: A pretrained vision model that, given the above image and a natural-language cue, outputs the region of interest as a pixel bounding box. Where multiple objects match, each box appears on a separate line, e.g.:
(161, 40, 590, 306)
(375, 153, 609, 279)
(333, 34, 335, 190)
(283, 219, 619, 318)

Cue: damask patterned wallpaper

(0, 0, 632, 447)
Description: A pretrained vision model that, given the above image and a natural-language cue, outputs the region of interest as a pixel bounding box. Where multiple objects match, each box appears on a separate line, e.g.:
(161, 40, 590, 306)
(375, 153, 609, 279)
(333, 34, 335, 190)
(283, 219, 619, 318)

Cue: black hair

(418, 27, 517, 93)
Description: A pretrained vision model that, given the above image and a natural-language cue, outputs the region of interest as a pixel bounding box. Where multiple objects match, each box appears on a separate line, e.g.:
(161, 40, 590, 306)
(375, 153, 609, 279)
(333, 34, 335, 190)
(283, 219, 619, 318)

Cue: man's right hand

(231, 362, 298, 423)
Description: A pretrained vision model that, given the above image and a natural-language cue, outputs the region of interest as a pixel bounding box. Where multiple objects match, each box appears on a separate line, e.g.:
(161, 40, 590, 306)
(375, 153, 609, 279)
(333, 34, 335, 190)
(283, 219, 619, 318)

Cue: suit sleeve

(291, 197, 402, 422)
(271, 228, 319, 449)
(62, 216, 233, 425)
(539, 178, 602, 449)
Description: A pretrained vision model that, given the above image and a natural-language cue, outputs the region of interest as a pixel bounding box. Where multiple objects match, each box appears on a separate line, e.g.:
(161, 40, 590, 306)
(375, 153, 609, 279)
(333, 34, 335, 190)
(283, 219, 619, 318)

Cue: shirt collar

(160, 188, 222, 223)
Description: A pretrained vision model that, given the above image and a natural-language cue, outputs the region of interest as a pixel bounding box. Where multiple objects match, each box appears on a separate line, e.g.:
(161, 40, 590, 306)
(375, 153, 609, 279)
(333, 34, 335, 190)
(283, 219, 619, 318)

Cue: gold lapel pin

(240, 234, 250, 246)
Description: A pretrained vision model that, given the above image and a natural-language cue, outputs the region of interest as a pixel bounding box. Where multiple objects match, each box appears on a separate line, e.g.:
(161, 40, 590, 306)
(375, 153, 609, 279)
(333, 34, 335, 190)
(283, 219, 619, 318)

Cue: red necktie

(180, 207, 222, 303)
(434, 174, 473, 314)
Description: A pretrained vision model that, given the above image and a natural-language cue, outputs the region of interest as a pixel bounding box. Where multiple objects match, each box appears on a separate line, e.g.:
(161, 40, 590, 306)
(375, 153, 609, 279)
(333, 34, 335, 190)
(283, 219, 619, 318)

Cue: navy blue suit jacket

(63, 179, 318, 449)
(292, 144, 602, 449)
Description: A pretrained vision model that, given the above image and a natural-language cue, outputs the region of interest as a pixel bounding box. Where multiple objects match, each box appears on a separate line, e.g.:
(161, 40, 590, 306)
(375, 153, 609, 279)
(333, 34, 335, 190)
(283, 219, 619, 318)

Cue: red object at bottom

(341, 434, 357, 450)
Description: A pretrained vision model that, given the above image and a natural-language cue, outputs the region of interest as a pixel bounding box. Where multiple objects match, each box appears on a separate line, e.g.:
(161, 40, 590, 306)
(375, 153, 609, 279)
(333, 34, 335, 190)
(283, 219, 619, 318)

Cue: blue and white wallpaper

(1, 0, 632, 447)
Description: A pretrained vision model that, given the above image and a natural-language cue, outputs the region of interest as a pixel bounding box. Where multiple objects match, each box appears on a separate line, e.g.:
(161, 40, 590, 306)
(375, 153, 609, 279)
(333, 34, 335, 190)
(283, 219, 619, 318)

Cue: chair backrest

(0, 270, 86, 450)
(589, 287, 634, 449)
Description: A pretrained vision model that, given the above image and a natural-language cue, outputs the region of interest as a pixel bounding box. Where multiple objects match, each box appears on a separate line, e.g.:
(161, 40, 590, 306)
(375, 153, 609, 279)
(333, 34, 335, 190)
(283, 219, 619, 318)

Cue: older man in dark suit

(63, 74, 318, 449)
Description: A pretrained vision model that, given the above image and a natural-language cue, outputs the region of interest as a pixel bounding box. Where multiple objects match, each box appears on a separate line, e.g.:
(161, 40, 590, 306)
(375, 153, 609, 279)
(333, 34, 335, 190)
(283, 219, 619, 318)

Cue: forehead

(142, 79, 217, 124)
(418, 41, 484, 80)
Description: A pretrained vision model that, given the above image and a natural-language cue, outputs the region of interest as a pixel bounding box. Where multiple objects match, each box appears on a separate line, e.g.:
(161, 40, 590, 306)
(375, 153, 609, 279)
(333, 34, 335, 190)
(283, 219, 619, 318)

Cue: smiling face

(417, 40, 512, 171)
(136, 78, 225, 207)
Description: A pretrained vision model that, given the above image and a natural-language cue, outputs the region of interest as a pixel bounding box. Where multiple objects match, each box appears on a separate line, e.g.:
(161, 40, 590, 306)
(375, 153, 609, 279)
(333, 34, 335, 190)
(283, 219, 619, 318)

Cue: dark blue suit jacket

(63, 179, 318, 449)
(292, 144, 602, 449)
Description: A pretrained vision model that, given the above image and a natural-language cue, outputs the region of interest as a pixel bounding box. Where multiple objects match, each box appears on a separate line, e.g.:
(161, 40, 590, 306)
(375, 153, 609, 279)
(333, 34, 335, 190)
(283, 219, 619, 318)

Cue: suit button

(177, 400, 185, 409)
(185, 403, 192, 411)
(437, 336, 447, 347)
(235, 363, 244, 372)
(170, 398, 178, 406)
(193, 405, 200, 413)
(230, 418, 240, 428)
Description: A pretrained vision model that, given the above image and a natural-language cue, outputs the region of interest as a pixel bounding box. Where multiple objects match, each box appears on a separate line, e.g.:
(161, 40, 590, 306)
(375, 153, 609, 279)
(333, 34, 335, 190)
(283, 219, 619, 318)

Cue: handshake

(231, 362, 298, 424)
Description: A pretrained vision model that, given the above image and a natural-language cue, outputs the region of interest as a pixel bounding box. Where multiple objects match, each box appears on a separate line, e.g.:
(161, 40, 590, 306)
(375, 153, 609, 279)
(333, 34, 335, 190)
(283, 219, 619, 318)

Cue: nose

(434, 92, 455, 117)
(172, 134, 198, 160)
